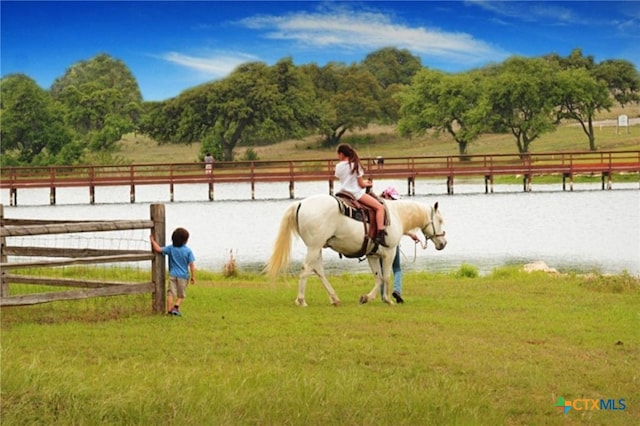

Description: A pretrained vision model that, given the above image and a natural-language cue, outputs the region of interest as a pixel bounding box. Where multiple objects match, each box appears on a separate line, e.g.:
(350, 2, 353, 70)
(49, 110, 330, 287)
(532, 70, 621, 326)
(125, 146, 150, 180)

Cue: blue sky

(2, 1, 639, 101)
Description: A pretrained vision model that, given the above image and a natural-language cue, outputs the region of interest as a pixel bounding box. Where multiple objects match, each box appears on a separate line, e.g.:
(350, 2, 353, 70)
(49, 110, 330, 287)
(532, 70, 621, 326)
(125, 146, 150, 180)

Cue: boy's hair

(171, 227, 190, 247)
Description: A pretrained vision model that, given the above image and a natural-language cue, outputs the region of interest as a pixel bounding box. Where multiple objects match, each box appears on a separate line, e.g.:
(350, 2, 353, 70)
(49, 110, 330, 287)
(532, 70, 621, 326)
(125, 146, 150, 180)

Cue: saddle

(333, 191, 390, 258)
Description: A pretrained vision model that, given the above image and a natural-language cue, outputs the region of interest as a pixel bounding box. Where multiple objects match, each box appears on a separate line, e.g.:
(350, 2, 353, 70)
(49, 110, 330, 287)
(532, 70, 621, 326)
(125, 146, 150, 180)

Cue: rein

(399, 236, 428, 264)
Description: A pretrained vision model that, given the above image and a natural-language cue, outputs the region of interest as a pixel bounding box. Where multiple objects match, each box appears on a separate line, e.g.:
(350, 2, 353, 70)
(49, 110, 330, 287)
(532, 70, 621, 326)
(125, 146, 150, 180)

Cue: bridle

(402, 206, 445, 261)
(423, 206, 446, 243)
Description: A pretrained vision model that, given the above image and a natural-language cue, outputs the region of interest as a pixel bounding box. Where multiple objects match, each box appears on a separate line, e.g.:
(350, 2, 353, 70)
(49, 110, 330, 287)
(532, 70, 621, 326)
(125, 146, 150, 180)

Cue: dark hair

(337, 143, 362, 174)
(171, 227, 189, 247)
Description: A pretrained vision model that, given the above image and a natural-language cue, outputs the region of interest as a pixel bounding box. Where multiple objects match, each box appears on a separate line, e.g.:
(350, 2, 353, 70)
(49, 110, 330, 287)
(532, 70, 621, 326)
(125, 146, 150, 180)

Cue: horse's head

(421, 202, 447, 250)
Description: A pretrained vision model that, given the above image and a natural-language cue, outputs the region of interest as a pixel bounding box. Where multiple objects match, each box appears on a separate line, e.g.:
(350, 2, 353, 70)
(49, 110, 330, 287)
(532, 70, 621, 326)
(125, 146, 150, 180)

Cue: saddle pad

(334, 192, 389, 225)
(334, 193, 371, 223)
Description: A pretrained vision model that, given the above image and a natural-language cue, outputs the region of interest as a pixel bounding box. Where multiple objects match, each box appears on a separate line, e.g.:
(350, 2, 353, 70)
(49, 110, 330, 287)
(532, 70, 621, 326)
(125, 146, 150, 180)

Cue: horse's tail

(264, 202, 299, 279)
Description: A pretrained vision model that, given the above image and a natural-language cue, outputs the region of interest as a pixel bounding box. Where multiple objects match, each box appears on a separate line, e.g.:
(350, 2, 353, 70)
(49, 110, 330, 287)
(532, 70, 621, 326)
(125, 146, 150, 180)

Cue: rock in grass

(523, 261, 558, 274)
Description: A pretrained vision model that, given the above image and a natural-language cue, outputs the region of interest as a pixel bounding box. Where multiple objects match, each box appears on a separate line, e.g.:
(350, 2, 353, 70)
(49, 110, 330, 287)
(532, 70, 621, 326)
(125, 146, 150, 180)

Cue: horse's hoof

(359, 295, 368, 304)
(295, 298, 307, 307)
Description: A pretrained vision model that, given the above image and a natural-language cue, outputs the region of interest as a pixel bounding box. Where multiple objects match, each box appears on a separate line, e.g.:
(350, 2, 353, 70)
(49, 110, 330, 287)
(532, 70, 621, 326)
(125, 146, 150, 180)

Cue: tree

(141, 58, 317, 161)
(139, 58, 316, 161)
(0, 74, 75, 165)
(547, 49, 639, 150)
(545, 48, 595, 70)
(556, 68, 612, 150)
(397, 69, 486, 156)
(303, 63, 383, 146)
(361, 47, 422, 89)
(138, 98, 198, 144)
(199, 59, 317, 160)
(199, 132, 224, 162)
(205, 62, 276, 160)
(361, 47, 422, 123)
(592, 59, 640, 108)
(483, 57, 560, 154)
(51, 53, 143, 152)
(239, 58, 318, 147)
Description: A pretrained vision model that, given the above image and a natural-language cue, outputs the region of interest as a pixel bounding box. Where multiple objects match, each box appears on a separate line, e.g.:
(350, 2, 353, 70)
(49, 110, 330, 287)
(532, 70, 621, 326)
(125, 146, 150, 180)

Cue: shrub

(455, 263, 479, 278)
(242, 148, 260, 161)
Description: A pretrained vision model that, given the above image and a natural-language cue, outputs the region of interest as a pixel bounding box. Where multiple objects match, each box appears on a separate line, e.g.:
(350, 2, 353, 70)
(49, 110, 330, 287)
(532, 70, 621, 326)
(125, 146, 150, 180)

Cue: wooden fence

(2, 150, 639, 204)
(0, 204, 167, 313)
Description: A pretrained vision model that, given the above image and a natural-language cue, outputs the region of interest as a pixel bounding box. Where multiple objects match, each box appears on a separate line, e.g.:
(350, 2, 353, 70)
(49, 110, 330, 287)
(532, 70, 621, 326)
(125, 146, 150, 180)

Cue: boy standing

(150, 227, 195, 316)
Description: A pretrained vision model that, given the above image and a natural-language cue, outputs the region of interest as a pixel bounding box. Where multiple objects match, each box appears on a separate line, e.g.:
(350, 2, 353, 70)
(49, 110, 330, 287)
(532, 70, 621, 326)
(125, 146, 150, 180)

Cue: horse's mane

(393, 200, 428, 231)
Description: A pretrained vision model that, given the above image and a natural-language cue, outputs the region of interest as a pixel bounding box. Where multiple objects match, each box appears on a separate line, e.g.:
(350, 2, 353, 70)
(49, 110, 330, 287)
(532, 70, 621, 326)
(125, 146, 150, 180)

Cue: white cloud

(467, 0, 585, 25)
(239, 5, 508, 66)
(160, 51, 259, 78)
(615, 7, 640, 37)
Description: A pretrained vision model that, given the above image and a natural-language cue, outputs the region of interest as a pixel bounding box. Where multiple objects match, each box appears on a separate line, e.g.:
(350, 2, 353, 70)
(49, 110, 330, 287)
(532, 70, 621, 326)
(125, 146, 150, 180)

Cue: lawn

(1, 267, 638, 425)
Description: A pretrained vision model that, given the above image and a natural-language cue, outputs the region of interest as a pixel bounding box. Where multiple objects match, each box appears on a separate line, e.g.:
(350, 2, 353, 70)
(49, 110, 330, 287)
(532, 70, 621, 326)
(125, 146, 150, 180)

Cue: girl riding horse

(335, 143, 388, 247)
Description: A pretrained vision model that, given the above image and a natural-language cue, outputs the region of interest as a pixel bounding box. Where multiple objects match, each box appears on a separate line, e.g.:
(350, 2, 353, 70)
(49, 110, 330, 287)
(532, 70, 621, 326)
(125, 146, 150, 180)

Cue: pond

(2, 180, 639, 275)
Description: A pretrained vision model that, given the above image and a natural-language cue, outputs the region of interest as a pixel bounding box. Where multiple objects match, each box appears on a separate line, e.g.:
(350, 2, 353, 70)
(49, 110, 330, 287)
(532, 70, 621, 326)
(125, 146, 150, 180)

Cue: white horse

(265, 194, 447, 306)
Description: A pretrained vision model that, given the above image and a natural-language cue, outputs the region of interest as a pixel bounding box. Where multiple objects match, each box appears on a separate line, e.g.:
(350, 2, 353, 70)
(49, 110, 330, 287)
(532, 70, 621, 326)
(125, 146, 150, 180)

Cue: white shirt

(335, 161, 365, 199)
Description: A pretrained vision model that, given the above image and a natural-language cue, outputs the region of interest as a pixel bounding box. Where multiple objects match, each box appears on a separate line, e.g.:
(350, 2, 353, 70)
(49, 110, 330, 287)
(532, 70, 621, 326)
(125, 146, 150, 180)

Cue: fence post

(150, 204, 166, 314)
(0, 205, 8, 297)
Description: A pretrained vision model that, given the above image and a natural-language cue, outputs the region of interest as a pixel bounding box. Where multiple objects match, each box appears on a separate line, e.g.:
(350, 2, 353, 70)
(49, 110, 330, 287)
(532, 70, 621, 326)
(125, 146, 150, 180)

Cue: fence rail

(0, 204, 167, 312)
(2, 151, 639, 204)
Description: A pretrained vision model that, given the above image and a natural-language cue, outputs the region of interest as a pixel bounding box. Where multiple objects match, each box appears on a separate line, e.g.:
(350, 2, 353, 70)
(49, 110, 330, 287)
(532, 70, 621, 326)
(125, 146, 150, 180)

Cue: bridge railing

(363, 150, 640, 178)
(2, 150, 639, 189)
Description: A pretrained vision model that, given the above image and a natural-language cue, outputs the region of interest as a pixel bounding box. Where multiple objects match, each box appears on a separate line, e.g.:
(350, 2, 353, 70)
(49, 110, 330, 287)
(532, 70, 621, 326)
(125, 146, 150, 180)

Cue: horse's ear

(434, 201, 439, 211)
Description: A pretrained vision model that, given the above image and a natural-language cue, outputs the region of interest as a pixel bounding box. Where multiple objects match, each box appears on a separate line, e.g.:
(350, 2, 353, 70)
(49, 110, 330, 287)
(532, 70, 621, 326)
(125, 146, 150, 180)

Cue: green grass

(2, 267, 638, 425)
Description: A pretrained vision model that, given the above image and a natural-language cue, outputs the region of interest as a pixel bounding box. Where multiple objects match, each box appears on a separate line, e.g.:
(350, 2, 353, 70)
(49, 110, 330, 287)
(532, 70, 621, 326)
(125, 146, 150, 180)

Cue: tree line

(1, 48, 639, 166)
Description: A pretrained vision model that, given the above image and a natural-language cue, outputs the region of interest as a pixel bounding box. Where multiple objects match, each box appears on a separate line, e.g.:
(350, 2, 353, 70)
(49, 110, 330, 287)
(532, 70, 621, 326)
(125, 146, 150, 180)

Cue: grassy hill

(118, 106, 640, 164)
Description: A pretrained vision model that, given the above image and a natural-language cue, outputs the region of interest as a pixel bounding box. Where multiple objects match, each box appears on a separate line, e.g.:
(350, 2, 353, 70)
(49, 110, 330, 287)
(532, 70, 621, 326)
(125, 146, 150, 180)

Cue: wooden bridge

(1, 150, 639, 205)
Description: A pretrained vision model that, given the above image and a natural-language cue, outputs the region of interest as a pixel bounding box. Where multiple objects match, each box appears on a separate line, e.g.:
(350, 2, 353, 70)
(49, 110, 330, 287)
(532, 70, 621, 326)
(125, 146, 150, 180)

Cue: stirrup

(375, 230, 389, 247)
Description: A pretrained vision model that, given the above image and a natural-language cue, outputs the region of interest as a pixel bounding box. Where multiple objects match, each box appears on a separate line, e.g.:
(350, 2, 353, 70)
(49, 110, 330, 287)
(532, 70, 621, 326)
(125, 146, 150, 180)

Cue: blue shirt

(161, 245, 195, 279)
